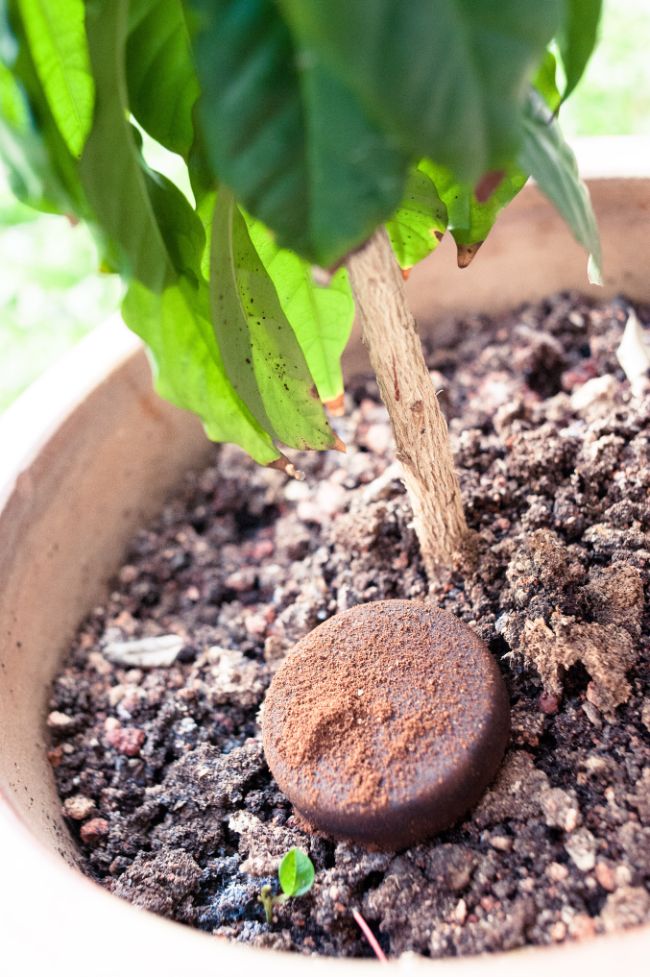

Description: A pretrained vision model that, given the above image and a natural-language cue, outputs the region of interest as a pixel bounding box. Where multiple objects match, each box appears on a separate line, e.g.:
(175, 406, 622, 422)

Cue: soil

(49, 291, 650, 959)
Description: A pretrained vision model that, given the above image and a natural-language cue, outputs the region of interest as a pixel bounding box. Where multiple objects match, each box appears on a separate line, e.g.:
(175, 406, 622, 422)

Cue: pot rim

(1, 136, 649, 975)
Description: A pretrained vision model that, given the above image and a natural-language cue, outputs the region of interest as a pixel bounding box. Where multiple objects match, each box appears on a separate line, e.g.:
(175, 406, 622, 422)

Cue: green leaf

(519, 91, 602, 284)
(210, 189, 338, 451)
(80, 0, 198, 289)
(126, 0, 199, 158)
(278, 848, 315, 898)
(79, 1, 161, 287)
(385, 165, 447, 270)
(421, 159, 527, 265)
(124, 279, 279, 464)
(0, 60, 49, 205)
(245, 214, 354, 403)
(557, 0, 602, 101)
(81, 0, 280, 464)
(16, 0, 93, 157)
(281, 0, 562, 182)
(0, 7, 88, 216)
(533, 48, 561, 113)
(143, 166, 205, 283)
(189, 0, 408, 266)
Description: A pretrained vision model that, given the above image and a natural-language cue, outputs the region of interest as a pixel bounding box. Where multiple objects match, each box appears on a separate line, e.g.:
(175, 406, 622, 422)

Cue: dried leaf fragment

(617, 310, 650, 395)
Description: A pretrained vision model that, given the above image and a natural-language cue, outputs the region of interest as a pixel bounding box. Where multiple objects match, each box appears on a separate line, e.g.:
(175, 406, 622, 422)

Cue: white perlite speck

(103, 634, 184, 668)
(564, 828, 596, 871)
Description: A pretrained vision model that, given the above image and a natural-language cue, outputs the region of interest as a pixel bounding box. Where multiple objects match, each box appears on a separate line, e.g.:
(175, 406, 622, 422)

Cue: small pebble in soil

(262, 600, 510, 849)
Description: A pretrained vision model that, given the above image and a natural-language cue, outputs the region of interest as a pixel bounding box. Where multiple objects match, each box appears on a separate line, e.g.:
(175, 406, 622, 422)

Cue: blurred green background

(1, 0, 649, 412)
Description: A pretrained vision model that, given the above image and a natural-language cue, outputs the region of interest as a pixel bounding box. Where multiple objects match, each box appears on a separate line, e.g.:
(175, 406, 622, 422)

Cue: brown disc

(261, 599, 510, 850)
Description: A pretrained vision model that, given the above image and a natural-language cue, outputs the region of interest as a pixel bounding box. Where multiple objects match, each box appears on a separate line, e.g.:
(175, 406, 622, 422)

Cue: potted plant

(1, 0, 648, 969)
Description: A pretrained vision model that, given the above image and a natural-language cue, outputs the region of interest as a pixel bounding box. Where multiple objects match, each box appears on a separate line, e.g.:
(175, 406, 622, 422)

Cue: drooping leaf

(278, 848, 315, 898)
(421, 159, 527, 266)
(519, 91, 602, 284)
(189, 0, 408, 266)
(385, 165, 448, 270)
(16, 0, 93, 157)
(281, 0, 562, 182)
(126, 0, 199, 158)
(209, 189, 338, 451)
(557, 0, 602, 101)
(81, 0, 280, 464)
(1, 5, 89, 216)
(80, 1, 202, 287)
(124, 279, 279, 464)
(143, 166, 205, 283)
(0, 59, 54, 206)
(245, 213, 354, 403)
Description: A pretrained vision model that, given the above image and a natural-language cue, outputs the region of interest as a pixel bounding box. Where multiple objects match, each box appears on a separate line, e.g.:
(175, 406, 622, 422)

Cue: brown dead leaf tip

(457, 241, 484, 269)
(266, 456, 305, 480)
(325, 392, 345, 417)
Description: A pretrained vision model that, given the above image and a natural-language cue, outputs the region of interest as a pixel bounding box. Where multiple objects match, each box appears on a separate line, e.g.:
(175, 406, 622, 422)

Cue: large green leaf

(80, 0, 280, 464)
(557, 0, 602, 101)
(124, 279, 279, 463)
(246, 213, 354, 403)
(16, 0, 93, 157)
(143, 166, 205, 283)
(210, 189, 337, 451)
(519, 91, 602, 284)
(189, 0, 408, 266)
(1, 4, 88, 216)
(126, 0, 199, 158)
(385, 165, 447, 270)
(282, 0, 562, 182)
(80, 1, 200, 288)
(0, 59, 54, 206)
(421, 159, 527, 265)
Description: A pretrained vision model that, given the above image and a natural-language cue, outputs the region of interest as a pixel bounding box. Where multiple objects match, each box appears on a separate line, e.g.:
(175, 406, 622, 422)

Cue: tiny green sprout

(279, 847, 315, 897)
(259, 847, 315, 923)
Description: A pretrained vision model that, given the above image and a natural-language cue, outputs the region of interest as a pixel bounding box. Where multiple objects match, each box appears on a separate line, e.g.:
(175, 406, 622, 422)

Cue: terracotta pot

(1, 137, 649, 975)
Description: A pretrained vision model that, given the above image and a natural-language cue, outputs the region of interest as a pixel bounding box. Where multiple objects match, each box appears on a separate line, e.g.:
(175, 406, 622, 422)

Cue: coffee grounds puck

(262, 599, 510, 850)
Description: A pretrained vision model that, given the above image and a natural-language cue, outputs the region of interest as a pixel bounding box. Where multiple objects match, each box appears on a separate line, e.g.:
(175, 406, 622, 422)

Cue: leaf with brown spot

(420, 159, 527, 261)
(474, 170, 505, 203)
(385, 163, 447, 270)
(209, 188, 337, 452)
(245, 212, 354, 406)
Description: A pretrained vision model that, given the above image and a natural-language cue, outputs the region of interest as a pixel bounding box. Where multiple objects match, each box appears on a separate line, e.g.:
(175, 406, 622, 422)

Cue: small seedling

(259, 847, 315, 924)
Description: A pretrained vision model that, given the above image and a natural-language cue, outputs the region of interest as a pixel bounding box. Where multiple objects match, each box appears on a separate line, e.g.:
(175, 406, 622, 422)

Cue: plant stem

(345, 228, 467, 578)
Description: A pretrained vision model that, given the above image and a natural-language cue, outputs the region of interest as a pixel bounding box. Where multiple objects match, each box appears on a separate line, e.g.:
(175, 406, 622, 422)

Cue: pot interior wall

(0, 175, 649, 897)
(0, 345, 211, 861)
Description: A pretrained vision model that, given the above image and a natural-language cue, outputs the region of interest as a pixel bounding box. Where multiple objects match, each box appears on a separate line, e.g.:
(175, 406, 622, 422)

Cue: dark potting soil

(49, 292, 650, 959)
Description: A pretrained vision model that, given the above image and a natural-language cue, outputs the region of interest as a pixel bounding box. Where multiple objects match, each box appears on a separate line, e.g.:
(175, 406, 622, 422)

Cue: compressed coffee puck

(262, 599, 510, 850)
